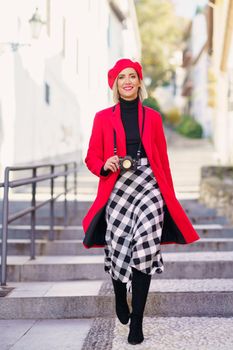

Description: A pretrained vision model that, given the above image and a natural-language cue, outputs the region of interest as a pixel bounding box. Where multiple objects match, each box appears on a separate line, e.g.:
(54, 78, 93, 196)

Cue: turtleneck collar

(119, 96, 139, 110)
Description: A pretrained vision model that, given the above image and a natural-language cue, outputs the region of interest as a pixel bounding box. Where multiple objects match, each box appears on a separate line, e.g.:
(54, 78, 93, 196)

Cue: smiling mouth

(123, 86, 133, 91)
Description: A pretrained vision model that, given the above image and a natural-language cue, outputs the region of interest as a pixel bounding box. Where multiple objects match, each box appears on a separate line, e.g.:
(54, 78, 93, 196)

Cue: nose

(125, 76, 131, 84)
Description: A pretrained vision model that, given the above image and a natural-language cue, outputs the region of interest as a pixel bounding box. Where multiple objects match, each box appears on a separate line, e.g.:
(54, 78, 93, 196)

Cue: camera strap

(113, 106, 145, 159)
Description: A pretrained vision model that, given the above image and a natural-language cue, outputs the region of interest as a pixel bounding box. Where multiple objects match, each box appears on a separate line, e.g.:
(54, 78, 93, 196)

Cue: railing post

(1, 167, 10, 286)
(74, 162, 77, 200)
(64, 164, 68, 226)
(49, 165, 55, 241)
(73, 162, 77, 214)
(30, 168, 36, 260)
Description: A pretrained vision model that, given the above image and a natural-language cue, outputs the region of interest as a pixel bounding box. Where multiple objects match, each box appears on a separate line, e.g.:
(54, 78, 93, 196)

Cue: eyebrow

(118, 73, 136, 77)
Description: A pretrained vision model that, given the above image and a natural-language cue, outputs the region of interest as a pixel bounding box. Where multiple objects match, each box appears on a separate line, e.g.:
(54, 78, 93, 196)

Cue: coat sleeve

(85, 113, 111, 179)
(100, 165, 111, 176)
(154, 115, 176, 195)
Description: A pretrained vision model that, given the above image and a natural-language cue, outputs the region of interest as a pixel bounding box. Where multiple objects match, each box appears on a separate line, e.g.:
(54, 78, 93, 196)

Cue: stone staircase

(2, 132, 233, 348)
(1, 195, 233, 319)
(1, 132, 233, 323)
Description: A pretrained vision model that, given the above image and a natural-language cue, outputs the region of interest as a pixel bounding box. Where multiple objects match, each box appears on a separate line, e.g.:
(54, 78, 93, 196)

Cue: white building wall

(211, 0, 233, 164)
(122, 0, 141, 61)
(108, 10, 124, 66)
(0, 0, 141, 179)
(0, 52, 16, 169)
(190, 11, 212, 137)
(228, 44, 233, 164)
(191, 53, 212, 137)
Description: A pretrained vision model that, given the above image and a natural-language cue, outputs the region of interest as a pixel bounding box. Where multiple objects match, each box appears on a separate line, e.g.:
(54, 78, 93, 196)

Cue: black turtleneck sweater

(100, 96, 146, 176)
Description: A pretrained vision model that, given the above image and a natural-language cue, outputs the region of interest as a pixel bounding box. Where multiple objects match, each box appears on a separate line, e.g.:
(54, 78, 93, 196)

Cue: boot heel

(128, 314, 144, 345)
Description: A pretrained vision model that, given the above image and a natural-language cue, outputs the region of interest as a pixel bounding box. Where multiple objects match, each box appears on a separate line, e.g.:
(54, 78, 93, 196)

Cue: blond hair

(112, 78, 148, 104)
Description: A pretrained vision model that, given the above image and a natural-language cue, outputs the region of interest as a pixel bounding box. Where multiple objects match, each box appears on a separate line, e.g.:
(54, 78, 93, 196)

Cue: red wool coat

(82, 99, 200, 248)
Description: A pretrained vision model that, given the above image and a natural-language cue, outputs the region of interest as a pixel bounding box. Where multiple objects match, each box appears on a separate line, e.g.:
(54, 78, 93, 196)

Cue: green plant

(143, 96, 165, 120)
(176, 115, 203, 139)
(164, 107, 181, 126)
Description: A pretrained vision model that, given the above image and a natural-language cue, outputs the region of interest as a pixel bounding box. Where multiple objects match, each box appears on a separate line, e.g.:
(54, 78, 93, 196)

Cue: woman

(82, 58, 200, 345)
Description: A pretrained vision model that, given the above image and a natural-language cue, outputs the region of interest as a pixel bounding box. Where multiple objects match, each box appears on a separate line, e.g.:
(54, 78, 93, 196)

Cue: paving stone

(112, 317, 233, 350)
(82, 318, 115, 350)
(0, 319, 92, 350)
(0, 320, 36, 350)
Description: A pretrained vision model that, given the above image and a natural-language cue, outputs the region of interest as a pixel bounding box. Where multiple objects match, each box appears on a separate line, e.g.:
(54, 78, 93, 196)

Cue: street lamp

(29, 8, 46, 40)
(0, 8, 45, 52)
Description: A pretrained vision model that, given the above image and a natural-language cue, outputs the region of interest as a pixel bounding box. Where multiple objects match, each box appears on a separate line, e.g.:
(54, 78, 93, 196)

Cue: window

(45, 82, 50, 105)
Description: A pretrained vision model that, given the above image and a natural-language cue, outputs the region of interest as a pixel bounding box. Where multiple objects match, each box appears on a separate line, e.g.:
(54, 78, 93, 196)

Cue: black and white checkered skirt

(104, 157, 165, 284)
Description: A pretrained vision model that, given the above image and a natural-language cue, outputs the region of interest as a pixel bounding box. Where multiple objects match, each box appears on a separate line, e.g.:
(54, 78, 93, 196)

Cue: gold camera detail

(119, 155, 139, 171)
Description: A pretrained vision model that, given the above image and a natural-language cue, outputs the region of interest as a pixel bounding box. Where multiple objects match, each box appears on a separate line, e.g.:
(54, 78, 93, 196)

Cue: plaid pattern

(104, 159, 165, 283)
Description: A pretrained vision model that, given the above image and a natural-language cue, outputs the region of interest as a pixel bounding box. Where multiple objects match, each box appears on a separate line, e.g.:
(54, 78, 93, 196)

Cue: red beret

(108, 58, 143, 89)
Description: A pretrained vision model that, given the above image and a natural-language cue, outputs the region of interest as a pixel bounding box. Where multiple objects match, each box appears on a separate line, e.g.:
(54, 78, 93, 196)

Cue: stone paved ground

(165, 127, 217, 200)
(1, 317, 233, 350)
(112, 317, 233, 350)
(0, 319, 92, 350)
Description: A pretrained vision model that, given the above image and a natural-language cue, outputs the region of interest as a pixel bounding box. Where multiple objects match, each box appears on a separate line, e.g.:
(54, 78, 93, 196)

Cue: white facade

(191, 52, 212, 137)
(211, 0, 233, 164)
(0, 0, 141, 179)
(190, 11, 212, 137)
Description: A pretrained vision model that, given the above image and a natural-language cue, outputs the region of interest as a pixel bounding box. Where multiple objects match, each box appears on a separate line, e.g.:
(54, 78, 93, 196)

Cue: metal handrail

(0, 161, 78, 286)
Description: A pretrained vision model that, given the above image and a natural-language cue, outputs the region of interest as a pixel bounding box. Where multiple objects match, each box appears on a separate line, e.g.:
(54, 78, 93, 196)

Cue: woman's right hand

(103, 155, 120, 172)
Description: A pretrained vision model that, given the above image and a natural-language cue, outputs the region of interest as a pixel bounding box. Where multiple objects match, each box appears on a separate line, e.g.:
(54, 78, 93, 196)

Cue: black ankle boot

(111, 277, 130, 325)
(128, 314, 144, 345)
(127, 268, 151, 344)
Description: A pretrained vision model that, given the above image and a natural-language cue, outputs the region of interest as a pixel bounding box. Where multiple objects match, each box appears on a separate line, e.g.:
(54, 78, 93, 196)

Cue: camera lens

(122, 159, 132, 169)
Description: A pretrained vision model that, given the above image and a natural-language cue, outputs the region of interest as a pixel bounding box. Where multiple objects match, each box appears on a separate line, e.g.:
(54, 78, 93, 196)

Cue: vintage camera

(118, 155, 140, 171)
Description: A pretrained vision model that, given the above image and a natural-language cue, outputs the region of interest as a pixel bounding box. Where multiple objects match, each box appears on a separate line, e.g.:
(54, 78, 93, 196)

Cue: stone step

(163, 238, 233, 252)
(4, 224, 233, 240)
(0, 201, 89, 225)
(179, 199, 214, 211)
(183, 207, 217, 216)
(15, 217, 228, 227)
(1, 279, 233, 319)
(0, 200, 87, 213)
(0, 198, 193, 210)
(1, 201, 228, 229)
(189, 216, 228, 225)
(194, 224, 233, 237)
(0, 198, 223, 219)
(0, 215, 72, 226)
(3, 211, 226, 227)
(2, 252, 233, 282)
(2, 237, 233, 256)
(5, 225, 83, 240)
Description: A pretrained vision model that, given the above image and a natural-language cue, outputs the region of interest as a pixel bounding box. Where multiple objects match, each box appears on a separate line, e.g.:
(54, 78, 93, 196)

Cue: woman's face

(117, 67, 141, 100)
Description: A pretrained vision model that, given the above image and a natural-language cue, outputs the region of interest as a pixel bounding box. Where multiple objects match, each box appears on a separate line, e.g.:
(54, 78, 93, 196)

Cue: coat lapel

(110, 99, 152, 158)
